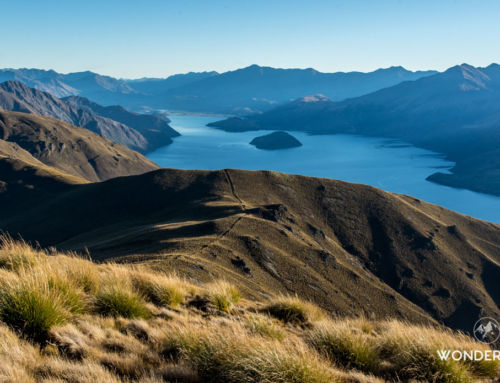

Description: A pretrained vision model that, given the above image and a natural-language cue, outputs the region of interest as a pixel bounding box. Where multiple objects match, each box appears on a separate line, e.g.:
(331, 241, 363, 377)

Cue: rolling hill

(0, 110, 158, 181)
(0, 81, 179, 152)
(210, 64, 500, 196)
(1, 161, 500, 333)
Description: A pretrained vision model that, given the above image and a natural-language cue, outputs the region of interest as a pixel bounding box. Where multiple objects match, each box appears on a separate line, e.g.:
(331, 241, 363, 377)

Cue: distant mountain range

(0, 81, 179, 153)
(156, 65, 437, 114)
(0, 65, 436, 114)
(210, 64, 500, 197)
(0, 68, 137, 100)
(126, 71, 219, 96)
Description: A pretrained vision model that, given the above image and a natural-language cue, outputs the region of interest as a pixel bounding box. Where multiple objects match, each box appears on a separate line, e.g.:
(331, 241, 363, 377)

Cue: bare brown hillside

(0, 80, 150, 151)
(0, 110, 159, 181)
(1, 164, 499, 333)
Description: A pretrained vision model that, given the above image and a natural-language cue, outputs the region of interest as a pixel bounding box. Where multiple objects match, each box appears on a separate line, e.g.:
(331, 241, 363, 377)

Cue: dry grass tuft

(95, 286, 150, 319)
(35, 357, 123, 383)
(305, 319, 379, 372)
(0, 272, 85, 342)
(244, 313, 285, 340)
(131, 270, 188, 307)
(0, 235, 39, 271)
(263, 295, 325, 325)
(56, 255, 100, 294)
(205, 281, 241, 312)
(0, 324, 38, 382)
(168, 323, 338, 383)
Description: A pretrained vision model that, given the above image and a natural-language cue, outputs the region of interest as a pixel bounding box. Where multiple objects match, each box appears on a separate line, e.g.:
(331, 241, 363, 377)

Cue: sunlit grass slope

(0, 237, 497, 383)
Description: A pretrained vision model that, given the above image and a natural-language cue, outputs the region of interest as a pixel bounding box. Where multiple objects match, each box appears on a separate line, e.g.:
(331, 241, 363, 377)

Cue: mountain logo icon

(473, 317, 500, 344)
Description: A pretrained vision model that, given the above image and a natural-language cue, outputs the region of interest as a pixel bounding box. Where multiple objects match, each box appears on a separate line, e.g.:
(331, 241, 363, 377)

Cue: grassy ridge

(0, 237, 497, 382)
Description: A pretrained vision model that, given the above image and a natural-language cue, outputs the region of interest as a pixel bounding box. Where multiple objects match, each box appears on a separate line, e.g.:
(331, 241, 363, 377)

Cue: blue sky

(1, 0, 499, 78)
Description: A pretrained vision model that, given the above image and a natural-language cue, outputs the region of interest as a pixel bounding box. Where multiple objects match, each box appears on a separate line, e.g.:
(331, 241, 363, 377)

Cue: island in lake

(250, 131, 302, 150)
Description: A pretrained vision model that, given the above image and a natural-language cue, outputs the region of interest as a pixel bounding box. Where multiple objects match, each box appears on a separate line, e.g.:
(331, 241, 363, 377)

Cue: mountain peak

(240, 64, 263, 71)
(0, 80, 32, 91)
(0, 80, 56, 100)
(459, 63, 475, 69)
(298, 94, 332, 103)
(459, 64, 490, 90)
(442, 64, 490, 90)
(373, 66, 408, 74)
(387, 65, 407, 71)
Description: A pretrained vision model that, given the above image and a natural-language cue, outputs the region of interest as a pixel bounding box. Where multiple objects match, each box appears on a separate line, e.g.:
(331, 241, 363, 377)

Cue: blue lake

(148, 115, 500, 224)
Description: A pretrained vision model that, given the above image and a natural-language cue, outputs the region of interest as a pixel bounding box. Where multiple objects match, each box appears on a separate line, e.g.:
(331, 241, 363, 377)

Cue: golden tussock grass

(0, 236, 498, 383)
(131, 269, 194, 308)
(305, 318, 499, 382)
(204, 280, 241, 312)
(262, 294, 326, 325)
(244, 313, 285, 340)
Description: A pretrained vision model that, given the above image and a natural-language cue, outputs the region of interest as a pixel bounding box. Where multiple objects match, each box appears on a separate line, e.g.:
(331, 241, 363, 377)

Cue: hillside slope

(0, 81, 179, 152)
(0, 110, 159, 181)
(63, 95, 179, 150)
(1, 165, 499, 332)
(0, 80, 148, 151)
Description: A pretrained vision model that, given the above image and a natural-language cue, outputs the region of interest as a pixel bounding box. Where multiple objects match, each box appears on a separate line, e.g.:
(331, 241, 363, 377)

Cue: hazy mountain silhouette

(126, 71, 219, 95)
(0, 66, 436, 114)
(0, 68, 136, 102)
(210, 64, 500, 196)
(156, 64, 437, 114)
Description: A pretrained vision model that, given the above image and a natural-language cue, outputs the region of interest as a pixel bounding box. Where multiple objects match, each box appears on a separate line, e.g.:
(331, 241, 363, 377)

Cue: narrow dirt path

(224, 169, 246, 210)
(200, 170, 248, 253)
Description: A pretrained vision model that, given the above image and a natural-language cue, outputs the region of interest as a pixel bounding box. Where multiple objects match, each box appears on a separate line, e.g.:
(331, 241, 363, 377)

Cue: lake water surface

(148, 115, 500, 223)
